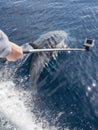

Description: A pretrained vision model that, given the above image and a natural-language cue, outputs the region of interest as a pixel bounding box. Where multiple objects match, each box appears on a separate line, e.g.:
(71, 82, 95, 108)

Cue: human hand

(6, 42, 23, 61)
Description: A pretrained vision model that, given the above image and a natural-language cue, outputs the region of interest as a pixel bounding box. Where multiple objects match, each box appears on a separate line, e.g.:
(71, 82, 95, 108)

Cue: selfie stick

(23, 38, 94, 54)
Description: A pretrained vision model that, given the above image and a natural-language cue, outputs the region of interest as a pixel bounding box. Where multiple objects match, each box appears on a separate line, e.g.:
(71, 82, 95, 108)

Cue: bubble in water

(87, 86, 92, 91)
(92, 81, 96, 87)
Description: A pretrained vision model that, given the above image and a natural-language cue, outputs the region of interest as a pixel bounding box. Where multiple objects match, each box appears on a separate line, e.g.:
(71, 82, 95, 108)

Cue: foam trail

(0, 80, 56, 130)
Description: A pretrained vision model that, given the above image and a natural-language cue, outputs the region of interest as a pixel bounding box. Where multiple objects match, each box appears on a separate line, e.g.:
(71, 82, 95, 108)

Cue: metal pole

(23, 48, 86, 54)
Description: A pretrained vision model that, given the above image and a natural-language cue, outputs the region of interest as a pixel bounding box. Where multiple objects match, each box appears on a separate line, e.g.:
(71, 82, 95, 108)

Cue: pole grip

(23, 50, 31, 54)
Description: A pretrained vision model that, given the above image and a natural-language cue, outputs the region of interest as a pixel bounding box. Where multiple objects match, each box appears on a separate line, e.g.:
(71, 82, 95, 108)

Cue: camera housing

(84, 38, 94, 51)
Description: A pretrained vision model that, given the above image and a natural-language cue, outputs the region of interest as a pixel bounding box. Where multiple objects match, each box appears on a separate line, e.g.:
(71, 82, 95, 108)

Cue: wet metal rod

(23, 48, 86, 54)
(23, 38, 94, 54)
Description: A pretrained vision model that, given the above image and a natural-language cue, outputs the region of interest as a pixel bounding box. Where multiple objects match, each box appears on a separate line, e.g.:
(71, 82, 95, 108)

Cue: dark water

(0, 0, 98, 130)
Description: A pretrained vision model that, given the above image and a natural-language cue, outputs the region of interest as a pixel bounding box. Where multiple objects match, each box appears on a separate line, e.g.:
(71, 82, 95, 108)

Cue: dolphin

(27, 30, 67, 88)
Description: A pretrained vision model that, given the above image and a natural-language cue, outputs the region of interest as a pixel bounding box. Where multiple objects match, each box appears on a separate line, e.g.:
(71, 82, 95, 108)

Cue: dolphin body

(22, 31, 67, 89)
(28, 31, 67, 88)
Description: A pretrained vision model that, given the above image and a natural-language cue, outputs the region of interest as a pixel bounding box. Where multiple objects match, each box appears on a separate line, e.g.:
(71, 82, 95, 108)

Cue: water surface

(0, 0, 98, 130)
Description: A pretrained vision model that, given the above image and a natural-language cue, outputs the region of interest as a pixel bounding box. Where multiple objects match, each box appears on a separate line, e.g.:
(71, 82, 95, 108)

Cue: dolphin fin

(29, 42, 38, 49)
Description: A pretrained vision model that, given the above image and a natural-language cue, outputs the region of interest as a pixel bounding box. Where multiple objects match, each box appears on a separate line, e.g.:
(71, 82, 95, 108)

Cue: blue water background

(0, 0, 98, 130)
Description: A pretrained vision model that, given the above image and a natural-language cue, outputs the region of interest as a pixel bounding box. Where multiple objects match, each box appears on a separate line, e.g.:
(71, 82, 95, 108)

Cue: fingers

(6, 42, 23, 61)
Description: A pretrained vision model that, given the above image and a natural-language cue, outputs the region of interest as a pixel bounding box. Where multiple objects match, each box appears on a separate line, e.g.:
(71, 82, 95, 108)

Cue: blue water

(0, 0, 98, 130)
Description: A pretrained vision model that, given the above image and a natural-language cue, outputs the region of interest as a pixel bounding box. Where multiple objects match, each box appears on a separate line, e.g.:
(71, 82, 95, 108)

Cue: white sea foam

(0, 80, 56, 130)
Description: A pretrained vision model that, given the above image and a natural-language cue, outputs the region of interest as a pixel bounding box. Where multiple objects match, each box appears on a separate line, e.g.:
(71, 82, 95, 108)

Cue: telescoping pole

(23, 38, 94, 54)
(23, 48, 86, 54)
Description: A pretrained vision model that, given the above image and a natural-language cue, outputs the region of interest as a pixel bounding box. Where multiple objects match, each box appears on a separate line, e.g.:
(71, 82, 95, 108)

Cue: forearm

(0, 30, 23, 61)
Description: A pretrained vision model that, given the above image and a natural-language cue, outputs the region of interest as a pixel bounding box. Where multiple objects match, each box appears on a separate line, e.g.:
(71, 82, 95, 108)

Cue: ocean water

(0, 0, 98, 130)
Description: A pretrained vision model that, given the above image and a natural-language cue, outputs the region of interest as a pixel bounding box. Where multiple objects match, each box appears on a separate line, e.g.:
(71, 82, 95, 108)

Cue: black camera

(84, 38, 94, 51)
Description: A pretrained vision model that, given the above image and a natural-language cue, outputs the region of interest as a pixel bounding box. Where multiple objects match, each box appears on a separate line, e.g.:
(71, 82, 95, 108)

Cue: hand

(6, 42, 23, 61)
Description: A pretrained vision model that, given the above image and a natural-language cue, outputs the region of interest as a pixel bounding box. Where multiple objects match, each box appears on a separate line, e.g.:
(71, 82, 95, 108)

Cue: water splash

(0, 80, 57, 130)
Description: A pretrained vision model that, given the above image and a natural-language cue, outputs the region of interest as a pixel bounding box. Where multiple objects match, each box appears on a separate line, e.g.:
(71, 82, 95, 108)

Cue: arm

(0, 30, 23, 61)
